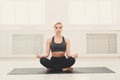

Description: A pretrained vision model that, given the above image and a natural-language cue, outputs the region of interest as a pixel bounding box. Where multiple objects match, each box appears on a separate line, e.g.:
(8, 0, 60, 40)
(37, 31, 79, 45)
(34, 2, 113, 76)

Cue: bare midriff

(52, 52, 65, 57)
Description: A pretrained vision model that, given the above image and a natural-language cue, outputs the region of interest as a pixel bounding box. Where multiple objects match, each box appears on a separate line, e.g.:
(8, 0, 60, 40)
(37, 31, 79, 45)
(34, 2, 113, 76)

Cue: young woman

(36, 22, 78, 72)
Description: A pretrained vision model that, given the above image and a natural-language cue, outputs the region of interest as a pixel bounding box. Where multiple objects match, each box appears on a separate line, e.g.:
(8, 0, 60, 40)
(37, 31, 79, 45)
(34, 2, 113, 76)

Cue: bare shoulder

(47, 37, 52, 44)
(64, 37, 70, 43)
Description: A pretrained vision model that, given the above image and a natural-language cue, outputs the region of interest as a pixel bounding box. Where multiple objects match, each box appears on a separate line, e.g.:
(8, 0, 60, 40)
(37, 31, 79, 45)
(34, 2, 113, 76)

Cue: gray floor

(0, 58, 120, 80)
(8, 67, 115, 75)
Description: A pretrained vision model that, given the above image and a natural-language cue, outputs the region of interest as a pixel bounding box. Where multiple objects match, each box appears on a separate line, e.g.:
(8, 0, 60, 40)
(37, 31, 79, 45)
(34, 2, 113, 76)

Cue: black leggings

(40, 56, 75, 71)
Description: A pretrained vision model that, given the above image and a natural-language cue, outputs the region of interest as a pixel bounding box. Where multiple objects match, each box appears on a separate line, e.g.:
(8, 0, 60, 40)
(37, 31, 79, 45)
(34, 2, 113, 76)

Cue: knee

(40, 57, 47, 64)
(68, 57, 75, 64)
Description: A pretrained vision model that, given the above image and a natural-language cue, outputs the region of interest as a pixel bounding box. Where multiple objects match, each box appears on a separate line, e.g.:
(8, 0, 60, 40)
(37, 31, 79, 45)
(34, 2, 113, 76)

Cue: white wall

(0, 30, 120, 58)
(0, 0, 120, 58)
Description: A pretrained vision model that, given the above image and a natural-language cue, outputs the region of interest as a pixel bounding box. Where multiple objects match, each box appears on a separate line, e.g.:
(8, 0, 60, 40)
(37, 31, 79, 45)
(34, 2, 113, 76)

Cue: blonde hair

(54, 22, 63, 27)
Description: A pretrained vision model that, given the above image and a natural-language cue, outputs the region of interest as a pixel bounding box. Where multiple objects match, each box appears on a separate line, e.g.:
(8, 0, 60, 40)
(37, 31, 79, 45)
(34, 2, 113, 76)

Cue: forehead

(55, 24, 62, 27)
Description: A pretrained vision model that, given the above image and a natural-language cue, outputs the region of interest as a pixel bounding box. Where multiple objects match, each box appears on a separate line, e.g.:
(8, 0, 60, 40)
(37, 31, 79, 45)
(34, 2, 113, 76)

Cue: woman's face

(54, 24, 63, 34)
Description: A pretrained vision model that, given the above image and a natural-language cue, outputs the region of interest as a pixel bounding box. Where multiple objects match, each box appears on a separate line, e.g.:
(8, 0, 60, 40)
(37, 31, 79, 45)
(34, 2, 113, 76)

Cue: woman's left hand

(71, 53, 78, 58)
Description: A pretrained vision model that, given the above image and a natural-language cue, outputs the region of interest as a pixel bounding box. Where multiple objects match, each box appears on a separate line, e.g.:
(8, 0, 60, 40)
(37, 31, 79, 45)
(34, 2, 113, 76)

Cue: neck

(55, 34, 62, 38)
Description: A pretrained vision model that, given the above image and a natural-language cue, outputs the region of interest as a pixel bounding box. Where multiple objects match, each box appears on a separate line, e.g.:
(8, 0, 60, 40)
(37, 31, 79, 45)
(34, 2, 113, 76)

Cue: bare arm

(36, 39, 51, 58)
(66, 39, 72, 57)
(65, 38, 78, 58)
(42, 39, 51, 57)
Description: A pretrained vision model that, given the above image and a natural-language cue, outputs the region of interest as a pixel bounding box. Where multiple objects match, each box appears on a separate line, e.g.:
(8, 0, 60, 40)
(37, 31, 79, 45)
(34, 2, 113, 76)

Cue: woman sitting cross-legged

(36, 22, 78, 72)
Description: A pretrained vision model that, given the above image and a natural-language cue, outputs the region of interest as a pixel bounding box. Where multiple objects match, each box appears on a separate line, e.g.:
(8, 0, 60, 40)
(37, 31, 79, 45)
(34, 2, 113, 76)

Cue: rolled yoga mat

(7, 67, 115, 75)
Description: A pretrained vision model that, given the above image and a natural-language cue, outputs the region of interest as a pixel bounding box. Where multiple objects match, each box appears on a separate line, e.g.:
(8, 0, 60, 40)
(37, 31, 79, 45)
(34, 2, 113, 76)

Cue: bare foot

(47, 68, 52, 72)
(62, 67, 73, 72)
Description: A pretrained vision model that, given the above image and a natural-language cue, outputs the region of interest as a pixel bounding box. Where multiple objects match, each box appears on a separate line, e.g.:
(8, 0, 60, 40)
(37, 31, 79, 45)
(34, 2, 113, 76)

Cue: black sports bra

(50, 36, 66, 52)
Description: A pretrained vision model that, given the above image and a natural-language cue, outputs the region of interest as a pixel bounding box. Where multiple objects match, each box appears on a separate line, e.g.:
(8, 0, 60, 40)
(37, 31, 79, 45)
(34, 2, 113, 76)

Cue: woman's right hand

(36, 54, 42, 58)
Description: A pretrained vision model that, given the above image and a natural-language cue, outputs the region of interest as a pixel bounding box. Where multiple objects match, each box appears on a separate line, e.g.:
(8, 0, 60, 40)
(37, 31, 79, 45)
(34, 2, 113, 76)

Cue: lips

(57, 31, 61, 33)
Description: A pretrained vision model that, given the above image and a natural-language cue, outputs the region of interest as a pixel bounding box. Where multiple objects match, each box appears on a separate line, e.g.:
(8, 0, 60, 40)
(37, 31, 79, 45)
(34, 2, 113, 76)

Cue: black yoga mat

(7, 67, 115, 75)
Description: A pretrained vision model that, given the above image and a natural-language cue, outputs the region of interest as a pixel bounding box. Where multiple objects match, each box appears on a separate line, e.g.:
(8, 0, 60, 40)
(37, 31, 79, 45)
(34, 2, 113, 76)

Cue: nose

(57, 29, 61, 32)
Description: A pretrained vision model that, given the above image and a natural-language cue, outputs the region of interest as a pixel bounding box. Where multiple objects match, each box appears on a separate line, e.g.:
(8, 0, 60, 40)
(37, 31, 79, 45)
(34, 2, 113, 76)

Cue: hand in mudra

(71, 53, 78, 58)
(36, 54, 42, 58)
